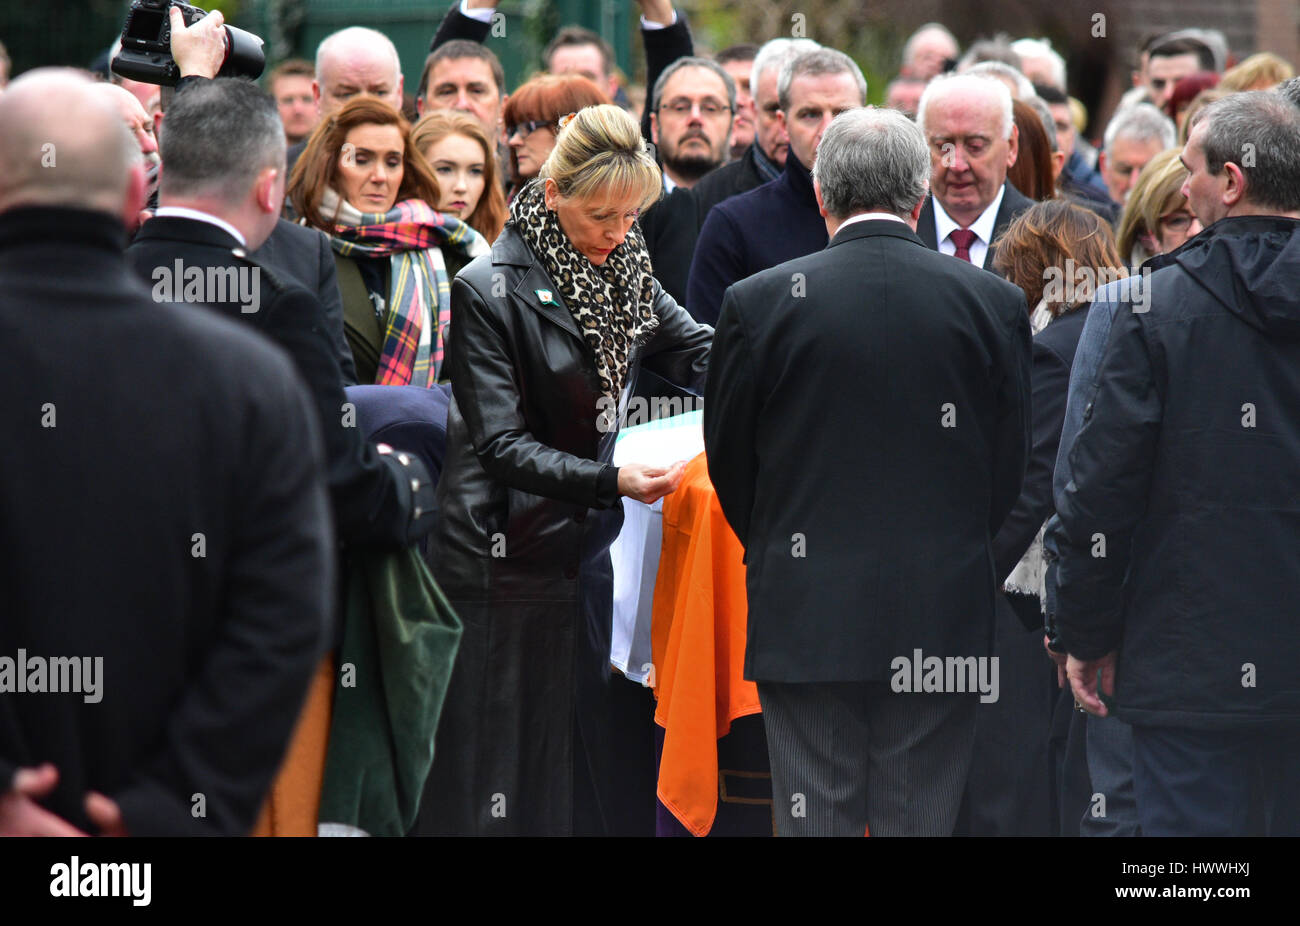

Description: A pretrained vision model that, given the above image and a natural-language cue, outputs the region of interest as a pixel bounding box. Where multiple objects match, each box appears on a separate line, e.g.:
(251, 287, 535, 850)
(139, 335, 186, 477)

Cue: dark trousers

(757, 681, 977, 836)
(1132, 724, 1300, 836)
(1080, 713, 1140, 836)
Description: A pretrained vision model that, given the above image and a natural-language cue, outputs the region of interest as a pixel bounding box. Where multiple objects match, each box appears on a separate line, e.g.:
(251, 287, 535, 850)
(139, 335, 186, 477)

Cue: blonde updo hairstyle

(538, 103, 662, 214)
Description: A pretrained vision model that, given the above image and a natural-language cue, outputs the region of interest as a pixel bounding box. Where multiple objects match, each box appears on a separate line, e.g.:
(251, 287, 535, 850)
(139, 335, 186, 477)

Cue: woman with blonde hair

(417, 103, 712, 836)
(411, 109, 507, 243)
(288, 97, 488, 385)
(1115, 148, 1202, 268)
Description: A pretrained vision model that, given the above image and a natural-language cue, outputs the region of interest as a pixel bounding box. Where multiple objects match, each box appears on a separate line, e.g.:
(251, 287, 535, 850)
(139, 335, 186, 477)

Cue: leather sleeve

(640, 277, 712, 395)
(447, 275, 622, 510)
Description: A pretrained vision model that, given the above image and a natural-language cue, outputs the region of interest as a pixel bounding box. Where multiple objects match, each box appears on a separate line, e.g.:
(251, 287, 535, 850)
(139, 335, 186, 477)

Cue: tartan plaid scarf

(509, 179, 658, 411)
(324, 190, 489, 385)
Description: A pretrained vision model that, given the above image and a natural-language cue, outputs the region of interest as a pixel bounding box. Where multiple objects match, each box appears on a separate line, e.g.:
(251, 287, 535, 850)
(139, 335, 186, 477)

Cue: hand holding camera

(112, 0, 264, 87)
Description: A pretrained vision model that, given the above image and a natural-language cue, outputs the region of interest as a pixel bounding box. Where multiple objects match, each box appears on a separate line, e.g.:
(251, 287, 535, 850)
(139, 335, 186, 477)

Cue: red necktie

(949, 228, 977, 263)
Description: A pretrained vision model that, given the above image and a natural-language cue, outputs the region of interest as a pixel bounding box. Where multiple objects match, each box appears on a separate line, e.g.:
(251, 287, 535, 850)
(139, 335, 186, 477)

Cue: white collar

(153, 206, 248, 248)
(663, 171, 678, 195)
(836, 211, 907, 233)
(932, 183, 1006, 250)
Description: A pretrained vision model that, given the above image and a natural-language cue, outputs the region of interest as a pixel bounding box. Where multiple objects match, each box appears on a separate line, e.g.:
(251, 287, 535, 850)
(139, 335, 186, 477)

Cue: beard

(663, 140, 725, 183)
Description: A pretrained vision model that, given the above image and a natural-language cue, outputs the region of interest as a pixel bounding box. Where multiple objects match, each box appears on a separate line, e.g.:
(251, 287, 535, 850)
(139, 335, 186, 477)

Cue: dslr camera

(111, 0, 265, 87)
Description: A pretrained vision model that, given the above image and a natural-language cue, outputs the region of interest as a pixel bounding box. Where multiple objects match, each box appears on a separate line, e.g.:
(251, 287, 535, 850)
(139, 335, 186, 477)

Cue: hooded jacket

(1055, 215, 1300, 729)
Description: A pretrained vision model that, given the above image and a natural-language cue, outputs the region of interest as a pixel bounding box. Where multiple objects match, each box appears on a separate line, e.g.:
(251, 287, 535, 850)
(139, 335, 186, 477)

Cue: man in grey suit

(704, 108, 1031, 836)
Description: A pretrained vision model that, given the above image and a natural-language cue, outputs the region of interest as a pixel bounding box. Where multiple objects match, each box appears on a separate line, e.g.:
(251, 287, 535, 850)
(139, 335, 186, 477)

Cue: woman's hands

(617, 460, 688, 504)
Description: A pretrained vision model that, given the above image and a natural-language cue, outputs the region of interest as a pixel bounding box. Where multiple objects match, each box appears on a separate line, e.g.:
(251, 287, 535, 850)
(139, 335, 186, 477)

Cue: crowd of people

(1, 0, 1298, 838)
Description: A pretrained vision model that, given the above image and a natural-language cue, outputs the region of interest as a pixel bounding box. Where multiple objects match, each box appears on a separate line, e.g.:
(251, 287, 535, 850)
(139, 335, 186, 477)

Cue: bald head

(314, 27, 404, 116)
(0, 68, 142, 217)
(96, 82, 159, 161)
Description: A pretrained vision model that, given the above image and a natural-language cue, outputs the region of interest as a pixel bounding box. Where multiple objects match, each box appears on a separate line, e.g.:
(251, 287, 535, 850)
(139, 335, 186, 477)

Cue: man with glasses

(650, 57, 735, 191)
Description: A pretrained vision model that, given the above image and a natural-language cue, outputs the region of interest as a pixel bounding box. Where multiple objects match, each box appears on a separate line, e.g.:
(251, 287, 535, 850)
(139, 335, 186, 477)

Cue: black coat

(251, 218, 358, 386)
(639, 186, 698, 306)
(992, 304, 1094, 594)
(1055, 215, 1300, 729)
(418, 224, 712, 834)
(127, 216, 435, 549)
(687, 152, 826, 325)
(690, 143, 770, 227)
(0, 207, 334, 835)
(705, 218, 1032, 683)
(916, 183, 1035, 274)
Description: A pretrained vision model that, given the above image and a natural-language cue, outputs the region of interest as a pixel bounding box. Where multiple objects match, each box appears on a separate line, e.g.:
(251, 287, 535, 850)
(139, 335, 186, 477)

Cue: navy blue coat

(686, 152, 827, 325)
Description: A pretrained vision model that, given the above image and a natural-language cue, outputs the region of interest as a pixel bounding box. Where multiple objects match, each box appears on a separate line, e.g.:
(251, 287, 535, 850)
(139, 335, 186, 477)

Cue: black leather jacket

(430, 223, 712, 601)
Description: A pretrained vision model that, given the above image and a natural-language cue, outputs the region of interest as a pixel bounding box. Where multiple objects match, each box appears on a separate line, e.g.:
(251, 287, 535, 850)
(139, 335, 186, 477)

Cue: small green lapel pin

(535, 288, 555, 304)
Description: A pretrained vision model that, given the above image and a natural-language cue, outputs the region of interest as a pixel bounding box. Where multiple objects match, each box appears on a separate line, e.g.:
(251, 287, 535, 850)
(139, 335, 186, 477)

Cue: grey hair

(1103, 103, 1175, 156)
(160, 78, 286, 205)
(902, 23, 959, 67)
(1275, 76, 1300, 111)
(812, 107, 930, 218)
(1026, 95, 1059, 153)
(1194, 90, 1300, 211)
(965, 61, 1034, 100)
(1010, 38, 1067, 90)
(316, 26, 402, 86)
(777, 48, 867, 114)
(957, 36, 1022, 73)
(917, 72, 1015, 140)
(652, 56, 736, 114)
(749, 38, 820, 103)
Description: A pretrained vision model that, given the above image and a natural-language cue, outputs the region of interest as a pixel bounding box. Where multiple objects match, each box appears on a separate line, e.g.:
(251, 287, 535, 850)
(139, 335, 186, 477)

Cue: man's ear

(123, 161, 148, 230)
(1097, 149, 1108, 177)
(1051, 149, 1065, 182)
(910, 192, 926, 222)
(416, 94, 425, 117)
(153, 110, 165, 147)
(1222, 161, 1246, 207)
(650, 112, 660, 146)
(312, 79, 322, 113)
(255, 166, 281, 214)
(813, 178, 827, 218)
(1005, 123, 1019, 169)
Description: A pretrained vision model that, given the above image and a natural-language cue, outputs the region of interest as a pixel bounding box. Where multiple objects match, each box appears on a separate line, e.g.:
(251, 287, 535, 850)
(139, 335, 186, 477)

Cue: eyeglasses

(507, 119, 553, 140)
(657, 98, 733, 118)
(1159, 212, 1196, 232)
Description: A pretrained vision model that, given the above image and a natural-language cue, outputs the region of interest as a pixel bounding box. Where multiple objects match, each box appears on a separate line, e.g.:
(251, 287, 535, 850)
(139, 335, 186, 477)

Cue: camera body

(112, 0, 265, 87)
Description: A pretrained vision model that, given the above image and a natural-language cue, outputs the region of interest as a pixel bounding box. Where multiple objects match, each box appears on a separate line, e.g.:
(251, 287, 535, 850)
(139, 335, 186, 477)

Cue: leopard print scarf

(509, 179, 659, 411)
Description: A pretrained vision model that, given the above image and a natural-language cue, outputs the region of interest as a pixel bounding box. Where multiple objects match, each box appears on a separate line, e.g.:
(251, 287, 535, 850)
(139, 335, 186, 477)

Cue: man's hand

(0, 764, 87, 836)
(1067, 650, 1117, 717)
(618, 460, 687, 504)
(635, 0, 675, 27)
(170, 7, 227, 80)
(1043, 634, 1067, 688)
(85, 791, 130, 837)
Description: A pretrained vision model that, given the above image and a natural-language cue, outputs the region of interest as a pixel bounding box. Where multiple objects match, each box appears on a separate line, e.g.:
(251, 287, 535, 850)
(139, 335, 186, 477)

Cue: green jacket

(318, 545, 463, 836)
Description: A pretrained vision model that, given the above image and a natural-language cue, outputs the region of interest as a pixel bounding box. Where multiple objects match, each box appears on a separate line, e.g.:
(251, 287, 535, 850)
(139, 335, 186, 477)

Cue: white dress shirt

(152, 206, 248, 248)
(932, 184, 1006, 269)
